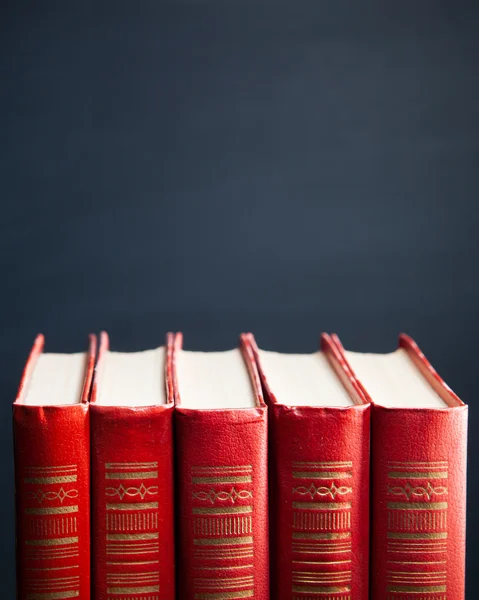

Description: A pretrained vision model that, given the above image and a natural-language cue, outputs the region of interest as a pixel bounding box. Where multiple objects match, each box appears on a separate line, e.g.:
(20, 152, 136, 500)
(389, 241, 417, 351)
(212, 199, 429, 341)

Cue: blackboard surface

(2, 2, 478, 594)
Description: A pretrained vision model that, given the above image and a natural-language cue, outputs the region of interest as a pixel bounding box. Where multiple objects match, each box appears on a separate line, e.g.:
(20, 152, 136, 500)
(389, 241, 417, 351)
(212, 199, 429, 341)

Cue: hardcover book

(332, 333, 468, 600)
(243, 333, 371, 600)
(90, 332, 175, 600)
(13, 334, 96, 600)
(169, 333, 269, 600)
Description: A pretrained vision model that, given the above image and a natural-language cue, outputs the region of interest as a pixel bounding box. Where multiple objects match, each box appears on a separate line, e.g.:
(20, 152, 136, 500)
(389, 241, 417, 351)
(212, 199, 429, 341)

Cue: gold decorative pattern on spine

(104, 461, 161, 598)
(192, 465, 254, 596)
(291, 459, 353, 596)
(385, 460, 448, 597)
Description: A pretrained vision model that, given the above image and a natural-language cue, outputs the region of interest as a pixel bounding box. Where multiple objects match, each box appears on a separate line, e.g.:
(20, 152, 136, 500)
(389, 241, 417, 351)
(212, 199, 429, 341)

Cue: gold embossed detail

(193, 488, 253, 504)
(25, 591, 79, 599)
(293, 532, 351, 540)
(194, 536, 253, 546)
(293, 502, 351, 510)
(26, 537, 78, 546)
(105, 483, 158, 500)
(387, 502, 448, 510)
(193, 506, 252, 515)
(24, 475, 77, 485)
(388, 482, 448, 501)
(192, 475, 252, 484)
(293, 471, 352, 479)
(107, 532, 158, 541)
(106, 471, 158, 480)
(386, 460, 449, 596)
(106, 502, 158, 510)
(293, 482, 352, 500)
(194, 592, 254, 599)
(194, 516, 252, 535)
(389, 471, 448, 479)
(27, 488, 79, 504)
(26, 505, 78, 515)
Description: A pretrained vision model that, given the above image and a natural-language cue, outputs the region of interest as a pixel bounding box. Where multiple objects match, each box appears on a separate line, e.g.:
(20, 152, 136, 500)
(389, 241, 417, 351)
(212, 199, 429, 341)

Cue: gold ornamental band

(25, 506, 78, 515)
(105, 471, 158, 480)
(292, 585, 351, 594)
(26, 537, 78, 546)
(24, 476, 77, 485)
(388, 471, 448, 479)
(387, 532, 447, 540)
(106, 532, 159, 541)
(387, 502, 448, 510)
(193, 506, 253, 515)
(387, 585, 446, 593)
(292, 471, 352, 479)
(193, 536, 253, 546)
(292, 501, 351, 510)
(106, 586, 159, 594)
(293, 532, 351, 540)
(194, 591, 254, 599)
(106, 502, 158, 510)
(25, 592, 79, 600)
(192, 476, 252, 484)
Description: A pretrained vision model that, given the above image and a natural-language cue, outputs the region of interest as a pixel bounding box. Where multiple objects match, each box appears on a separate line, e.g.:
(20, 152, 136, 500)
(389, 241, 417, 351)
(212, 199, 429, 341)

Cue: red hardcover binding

(169, 333, 269, 600)
(332, 333, 468, 600)
(13, 334, 96, 600)
(90, 332, 175, 600)
(243, 333, 371, 600)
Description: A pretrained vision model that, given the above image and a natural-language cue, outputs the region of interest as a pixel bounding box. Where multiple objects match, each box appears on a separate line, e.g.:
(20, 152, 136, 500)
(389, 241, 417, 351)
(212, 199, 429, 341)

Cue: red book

(13, 334, 96, 600)
(90, 332, 175, 600)
(332, 333, 468, 600)
(243, 333, 371, 600)
(169, 333, 269, 600)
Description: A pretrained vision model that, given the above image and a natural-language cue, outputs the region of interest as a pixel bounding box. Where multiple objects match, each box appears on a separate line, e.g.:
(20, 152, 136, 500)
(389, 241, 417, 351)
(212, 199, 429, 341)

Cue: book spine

(371, 406, 467, 600)
(13, 403, 91, 599)
(269, 404, 370, 600)
(175, 408, 269, 600)
(90, 404, 175, 600)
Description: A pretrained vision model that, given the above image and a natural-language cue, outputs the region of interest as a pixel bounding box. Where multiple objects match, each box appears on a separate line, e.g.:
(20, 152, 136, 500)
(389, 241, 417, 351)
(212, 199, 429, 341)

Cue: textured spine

(90, 332, 175, 600)
(170, 333, 269, 600)
(245, 333, 370, 600)
(332, 333, 468, 600)
(13, 334, 95, 600)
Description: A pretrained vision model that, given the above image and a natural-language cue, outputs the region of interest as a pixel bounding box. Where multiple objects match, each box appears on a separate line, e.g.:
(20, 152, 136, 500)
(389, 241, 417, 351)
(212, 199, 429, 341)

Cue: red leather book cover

(13, 334, 96, 600)
(243, 333, 371, 600)
(169, 333, 269, 600)
(90, 332, 175, 600)
(332, 333, 468, 600)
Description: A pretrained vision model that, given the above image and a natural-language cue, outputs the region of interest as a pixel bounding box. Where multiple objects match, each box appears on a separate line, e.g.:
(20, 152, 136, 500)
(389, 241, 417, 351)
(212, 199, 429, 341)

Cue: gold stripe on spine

(387, 501, 448, 510)
(105, 471, 158, 480)
(387, 585, 447, 593)
(292, 501, 351, 510)
(192, 476, 252, 485)
(193, 506, 252, 515)
(106, 502, 158, 510)
(25, 506, 78, 515)
(25, 592, 79, 599)
(293, 471, 352, 479)
(26, 537, 78, 546)
(106, 532, 158, 541)
(24, 476, 77, 485)
(106, 586, 160, 594)
(194, 592, 254, 599)
(194, 536, 253, 546)
(105, 462, 158, 469)
(192, 465, 252, 472)
(388, 471, 448, 479)
(292, 585, 351, 593)
(387, 531, 447, 540)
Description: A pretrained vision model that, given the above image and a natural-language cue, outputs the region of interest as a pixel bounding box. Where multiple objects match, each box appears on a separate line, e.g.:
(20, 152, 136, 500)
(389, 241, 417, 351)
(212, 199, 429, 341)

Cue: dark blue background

(2, 1, 478, 595)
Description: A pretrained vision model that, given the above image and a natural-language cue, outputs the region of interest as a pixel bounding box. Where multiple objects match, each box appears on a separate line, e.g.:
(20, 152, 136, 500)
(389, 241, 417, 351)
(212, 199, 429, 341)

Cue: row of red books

(13, 332, 467, 599)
